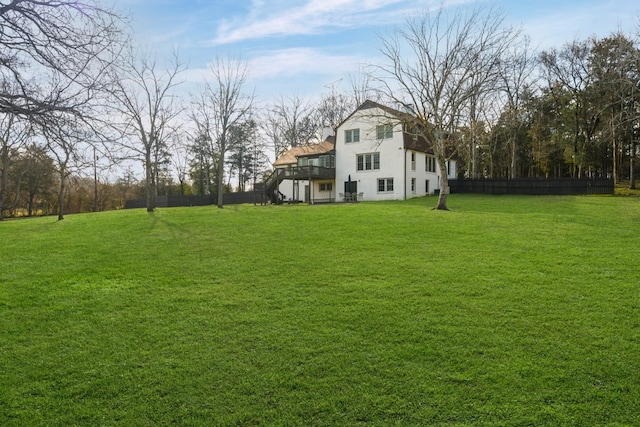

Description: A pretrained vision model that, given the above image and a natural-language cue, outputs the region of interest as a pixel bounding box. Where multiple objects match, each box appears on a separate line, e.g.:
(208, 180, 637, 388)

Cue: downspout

(309, 165, 312, 205)
(404, 146, 407, 201)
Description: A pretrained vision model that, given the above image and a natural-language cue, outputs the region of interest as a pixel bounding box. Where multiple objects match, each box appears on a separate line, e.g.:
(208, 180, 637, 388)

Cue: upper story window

(345, 129, 360, 143)
(426, 155, 436, 173)
(319, 154, 335, 168)
(356, 153, 380, 171)
(376, 124, 393, 139)
(411, 152, 416, 171)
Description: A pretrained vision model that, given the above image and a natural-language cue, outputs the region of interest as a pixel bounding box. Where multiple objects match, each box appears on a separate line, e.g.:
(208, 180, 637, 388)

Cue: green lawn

(1, 195, 639, 426)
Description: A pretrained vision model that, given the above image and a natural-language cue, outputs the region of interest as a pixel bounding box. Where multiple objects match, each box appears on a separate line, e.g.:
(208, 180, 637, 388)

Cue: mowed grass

(1, 195, 639, 426)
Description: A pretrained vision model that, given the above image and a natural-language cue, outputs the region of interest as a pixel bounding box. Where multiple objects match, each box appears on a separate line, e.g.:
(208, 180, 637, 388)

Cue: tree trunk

(630, 139, 636, 189)
(28, 193, 35, 217)
(510, 136, 517, 179)
(57, 170, 66, 221)
(434, 152, 449, 210)
(612, 109, 618, 185)
(216, 145, 225, 209)
(0, 142, 7, 221)
(145, 149, 155, 212)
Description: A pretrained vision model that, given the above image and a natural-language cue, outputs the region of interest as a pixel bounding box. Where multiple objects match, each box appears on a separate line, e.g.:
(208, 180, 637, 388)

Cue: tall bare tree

(35, 113, 94, 220)
(110, 49, 185, 212)
(0, 0, 125, 118)
(348, 65, 380, 107)
(499, 36, 538, 178)
(263, 95, 316, 159)
(0, 0, 125, 218)
(191, 56, 253, 208)
(377, 6, 516, 210)
(315, 82, 356, 132)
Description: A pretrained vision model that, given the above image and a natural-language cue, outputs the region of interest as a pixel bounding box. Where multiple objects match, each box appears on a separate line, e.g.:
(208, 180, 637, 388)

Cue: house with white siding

(265, 100, 456, 203)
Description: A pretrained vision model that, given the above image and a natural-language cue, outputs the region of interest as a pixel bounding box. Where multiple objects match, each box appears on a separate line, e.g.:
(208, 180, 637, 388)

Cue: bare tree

(40, 117, 93, 220)
(109, 49, 185, 212)
(499, 36, 538, 178)
(0, 0, 125, 218)
(263, 95, 317, 159)
(376, 6, 516, 210)
(348, 64, 380, 106)
(315, 81, 356, 131)
(0, 112, 30, 219)
(0, 0, 125, 118)
(169, 135, 190, 196)
(191, 56, 253, 208)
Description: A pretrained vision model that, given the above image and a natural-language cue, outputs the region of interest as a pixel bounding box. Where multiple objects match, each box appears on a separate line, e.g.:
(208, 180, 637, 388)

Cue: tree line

(1, 1, 639, 218)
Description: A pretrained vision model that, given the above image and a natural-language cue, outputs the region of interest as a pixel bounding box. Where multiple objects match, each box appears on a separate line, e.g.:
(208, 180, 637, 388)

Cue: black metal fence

(449, 178, 614, 195)
(125, 192, 267, 209)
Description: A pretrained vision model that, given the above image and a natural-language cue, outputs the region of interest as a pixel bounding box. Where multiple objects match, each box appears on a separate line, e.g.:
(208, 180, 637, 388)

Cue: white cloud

(173, 47, 368, 89)
(247, 47, 368, 79)
(210, 0, 409, 45)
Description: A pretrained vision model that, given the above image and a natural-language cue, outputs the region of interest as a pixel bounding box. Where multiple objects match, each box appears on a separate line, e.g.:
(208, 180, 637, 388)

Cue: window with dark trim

(426, 155, 436, 173)
(378, 178, 394, 192)
(356, 153, 380, 171)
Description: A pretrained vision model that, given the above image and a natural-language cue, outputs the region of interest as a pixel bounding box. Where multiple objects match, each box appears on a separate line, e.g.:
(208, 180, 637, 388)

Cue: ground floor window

(319, 182, 333, 191)
(425, 180, 429, 193)
(378, 178, 394, 193)
(411, 177, 416, 193)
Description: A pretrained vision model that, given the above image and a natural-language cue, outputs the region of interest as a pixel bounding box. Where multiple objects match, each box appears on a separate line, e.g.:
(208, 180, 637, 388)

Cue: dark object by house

(448, 178, 614, 195)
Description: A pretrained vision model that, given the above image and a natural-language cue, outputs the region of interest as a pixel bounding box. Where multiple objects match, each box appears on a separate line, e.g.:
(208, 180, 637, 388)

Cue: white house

(267, 100, 456, 203)
(335, 100, 455, 202)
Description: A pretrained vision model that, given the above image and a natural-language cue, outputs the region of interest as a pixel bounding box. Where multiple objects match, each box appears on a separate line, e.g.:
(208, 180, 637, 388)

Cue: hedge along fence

(124, 192, 268, 209)
(448, 178, 614, 195)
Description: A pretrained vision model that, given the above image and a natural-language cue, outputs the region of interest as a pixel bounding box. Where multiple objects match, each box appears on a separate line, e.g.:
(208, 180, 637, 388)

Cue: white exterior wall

(406, 151, 459, 196)
(274, 170, 308, 202)
(336, 107, 457, 201)
(406, 150, 440, 198)
(335, 107, 405, 201)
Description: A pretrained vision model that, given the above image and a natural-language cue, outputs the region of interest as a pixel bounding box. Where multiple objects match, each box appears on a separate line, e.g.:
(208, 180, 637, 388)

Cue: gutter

(403, 145, 407, 201)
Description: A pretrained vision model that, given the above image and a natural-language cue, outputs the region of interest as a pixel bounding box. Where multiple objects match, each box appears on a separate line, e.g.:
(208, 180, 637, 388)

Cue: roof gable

(337, 100, 435, 154)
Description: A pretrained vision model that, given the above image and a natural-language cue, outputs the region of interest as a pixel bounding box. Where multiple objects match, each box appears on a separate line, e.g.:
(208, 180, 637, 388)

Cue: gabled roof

(336, 100, 414, 129)
(273, 137, 335, 167)
(339, 100, 435, 155)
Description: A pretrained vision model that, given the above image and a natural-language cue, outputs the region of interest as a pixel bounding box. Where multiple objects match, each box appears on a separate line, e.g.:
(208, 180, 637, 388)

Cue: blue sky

(121, 0, 640, 101)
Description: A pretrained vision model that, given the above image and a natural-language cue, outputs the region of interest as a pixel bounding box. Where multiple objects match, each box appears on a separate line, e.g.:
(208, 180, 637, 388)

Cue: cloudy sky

(121, 0, 640, 101)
